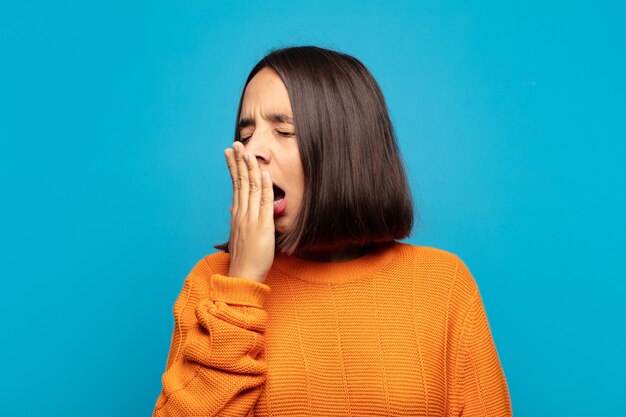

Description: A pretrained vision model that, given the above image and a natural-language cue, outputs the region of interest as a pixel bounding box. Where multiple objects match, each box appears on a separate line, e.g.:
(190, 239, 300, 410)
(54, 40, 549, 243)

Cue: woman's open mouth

(273, 184, 286, 216)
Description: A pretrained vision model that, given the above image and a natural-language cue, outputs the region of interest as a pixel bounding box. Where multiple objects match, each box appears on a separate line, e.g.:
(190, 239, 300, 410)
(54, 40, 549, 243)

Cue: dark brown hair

(214, 45, 416, 256)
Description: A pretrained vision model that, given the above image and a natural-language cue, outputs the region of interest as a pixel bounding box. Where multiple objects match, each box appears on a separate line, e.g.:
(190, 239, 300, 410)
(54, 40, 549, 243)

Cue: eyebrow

(238, 112, 294, 130)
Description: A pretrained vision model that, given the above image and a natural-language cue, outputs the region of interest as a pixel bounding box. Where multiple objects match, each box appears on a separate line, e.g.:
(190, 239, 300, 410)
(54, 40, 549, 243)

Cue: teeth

(273, 198, 284, 206)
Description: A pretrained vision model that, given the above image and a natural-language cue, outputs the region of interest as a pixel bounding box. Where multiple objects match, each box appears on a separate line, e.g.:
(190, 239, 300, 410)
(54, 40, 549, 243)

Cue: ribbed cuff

(209, 274, 271, 308)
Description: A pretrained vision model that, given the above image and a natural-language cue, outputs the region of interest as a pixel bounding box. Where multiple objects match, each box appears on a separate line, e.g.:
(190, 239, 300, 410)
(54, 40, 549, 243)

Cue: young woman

(153, 46, 512, 416)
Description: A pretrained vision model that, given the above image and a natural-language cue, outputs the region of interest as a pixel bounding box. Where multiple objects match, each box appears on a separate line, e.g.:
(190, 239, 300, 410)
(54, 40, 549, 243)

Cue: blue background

(1, 1, 624, 416)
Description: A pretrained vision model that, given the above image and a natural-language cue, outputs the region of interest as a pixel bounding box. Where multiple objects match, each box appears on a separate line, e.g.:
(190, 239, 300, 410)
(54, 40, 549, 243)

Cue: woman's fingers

(260, 170, 274, 222)
(233, 142, 250, 215)
(244, 148, 263, 218)
(225, 141, 272, 221)
(224, 147, 239, 215)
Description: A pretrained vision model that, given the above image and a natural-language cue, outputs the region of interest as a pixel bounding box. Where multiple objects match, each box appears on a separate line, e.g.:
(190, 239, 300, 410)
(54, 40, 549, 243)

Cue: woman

(153, 46, 512, 416)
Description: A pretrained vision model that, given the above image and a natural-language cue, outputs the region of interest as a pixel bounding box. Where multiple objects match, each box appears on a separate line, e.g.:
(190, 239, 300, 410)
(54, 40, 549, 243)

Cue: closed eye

(239, 130, 295, 144)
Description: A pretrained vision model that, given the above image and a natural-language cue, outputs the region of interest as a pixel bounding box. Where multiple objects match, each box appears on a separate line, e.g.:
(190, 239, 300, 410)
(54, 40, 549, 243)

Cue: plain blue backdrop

(1, 1, 624, 416)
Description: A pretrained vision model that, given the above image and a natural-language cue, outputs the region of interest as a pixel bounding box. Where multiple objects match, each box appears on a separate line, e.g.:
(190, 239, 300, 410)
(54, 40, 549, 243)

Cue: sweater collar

(270, 240, 401, 284)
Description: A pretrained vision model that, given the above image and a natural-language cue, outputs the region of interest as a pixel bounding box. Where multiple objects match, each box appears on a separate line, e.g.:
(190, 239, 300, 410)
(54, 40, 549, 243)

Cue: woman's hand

(223, 141, 275, 283)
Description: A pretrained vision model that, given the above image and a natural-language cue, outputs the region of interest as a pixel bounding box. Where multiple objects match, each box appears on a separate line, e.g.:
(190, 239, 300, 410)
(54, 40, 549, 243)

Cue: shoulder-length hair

(214, 45, 416, 256)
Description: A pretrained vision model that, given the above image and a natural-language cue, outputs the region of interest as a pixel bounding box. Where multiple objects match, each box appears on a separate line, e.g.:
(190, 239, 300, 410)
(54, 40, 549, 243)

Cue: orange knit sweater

(152, 241, 512, 416)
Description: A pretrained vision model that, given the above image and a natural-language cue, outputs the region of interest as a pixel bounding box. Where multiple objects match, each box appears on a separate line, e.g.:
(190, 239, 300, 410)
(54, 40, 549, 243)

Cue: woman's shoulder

(176, 250, 231, 290)
(201, 249, 231, 271)
(395, 241, 462, 266)
(394, 242, 479, 297)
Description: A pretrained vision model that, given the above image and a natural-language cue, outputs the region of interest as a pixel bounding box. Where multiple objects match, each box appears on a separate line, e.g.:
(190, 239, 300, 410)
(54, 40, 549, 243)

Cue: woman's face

(238, 66, 305, 234)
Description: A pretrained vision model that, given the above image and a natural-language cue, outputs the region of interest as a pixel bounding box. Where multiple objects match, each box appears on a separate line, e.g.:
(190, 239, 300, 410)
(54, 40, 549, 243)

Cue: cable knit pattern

(153, 241, 512, 416)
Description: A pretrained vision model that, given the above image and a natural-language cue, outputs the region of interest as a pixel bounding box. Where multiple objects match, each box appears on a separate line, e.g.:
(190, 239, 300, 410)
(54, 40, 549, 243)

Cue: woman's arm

(449, 272, 512, 417)
(447, 259, 512, 417)
(457, 291, 512, 416)
(152, 259, 270, 417)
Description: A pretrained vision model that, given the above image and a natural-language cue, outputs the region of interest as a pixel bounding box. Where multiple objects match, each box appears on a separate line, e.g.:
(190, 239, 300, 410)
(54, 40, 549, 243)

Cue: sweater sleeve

(152, 260, 271, 417)
(453, 288, 512, 417)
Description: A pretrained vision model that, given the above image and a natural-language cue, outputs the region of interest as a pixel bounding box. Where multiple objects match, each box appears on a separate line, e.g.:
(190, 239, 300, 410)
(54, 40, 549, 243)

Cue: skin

(237, 67, 305, 236)
(223, 67, 372, 282)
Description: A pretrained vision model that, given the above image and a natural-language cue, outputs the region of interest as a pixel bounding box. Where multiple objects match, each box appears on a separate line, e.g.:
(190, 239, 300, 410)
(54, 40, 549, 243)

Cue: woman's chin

(274, 217, 289, 234)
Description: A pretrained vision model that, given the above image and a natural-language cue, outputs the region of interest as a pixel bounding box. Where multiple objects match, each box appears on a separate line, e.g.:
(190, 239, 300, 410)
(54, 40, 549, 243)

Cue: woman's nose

(244, 136, 271, 165)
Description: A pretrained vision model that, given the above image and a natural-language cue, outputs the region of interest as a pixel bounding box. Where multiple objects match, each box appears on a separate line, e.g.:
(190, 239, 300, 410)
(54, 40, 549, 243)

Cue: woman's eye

(239, 131, 294, 143)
